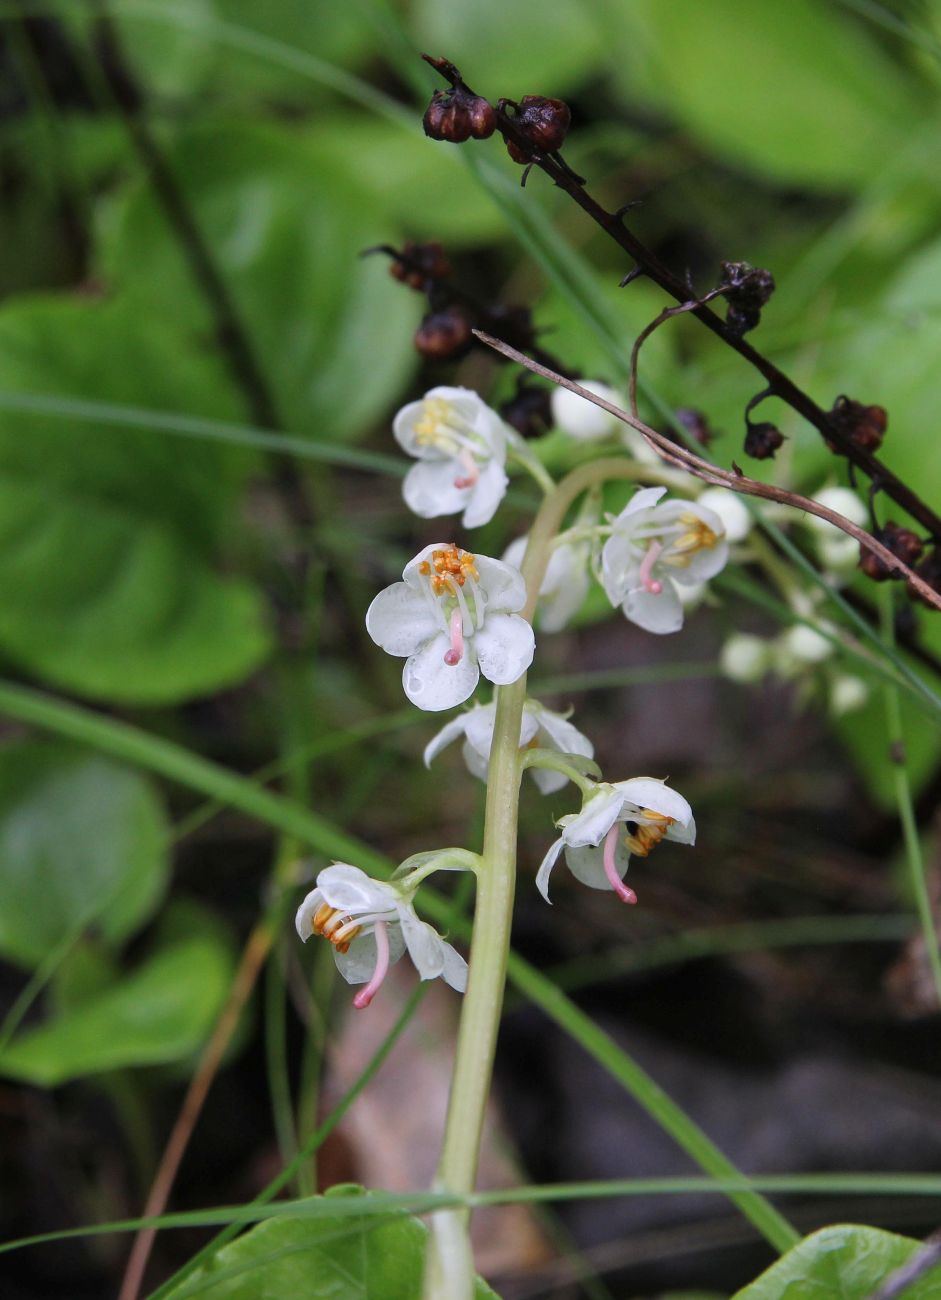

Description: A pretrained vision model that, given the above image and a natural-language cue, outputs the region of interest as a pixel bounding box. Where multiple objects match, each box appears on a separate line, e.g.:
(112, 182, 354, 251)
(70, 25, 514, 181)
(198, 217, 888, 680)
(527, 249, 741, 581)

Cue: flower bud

(783, 623, 833, 665)
(744, 420, 784, 460)
(830, 674, 868, 716)
(720, 633, 770, 684)
(414, 304, 474, 360)
(552, 380, 623, 441)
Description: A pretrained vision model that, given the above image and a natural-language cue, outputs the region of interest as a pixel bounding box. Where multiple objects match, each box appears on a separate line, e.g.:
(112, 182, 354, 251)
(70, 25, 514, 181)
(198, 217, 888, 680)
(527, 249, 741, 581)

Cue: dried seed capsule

(674, 407, 716, 447)
(859, 521, 924, 581)
(499, 381, 553, 440)
(516, 95, 571, 152)
(744, 420, 784, 460)
(389, 241, 451, 291)
(826, 395, 888, 453)
(422, 87, 495, 142)
(721, 260, 776, 338)
(414, 304, 474, 360)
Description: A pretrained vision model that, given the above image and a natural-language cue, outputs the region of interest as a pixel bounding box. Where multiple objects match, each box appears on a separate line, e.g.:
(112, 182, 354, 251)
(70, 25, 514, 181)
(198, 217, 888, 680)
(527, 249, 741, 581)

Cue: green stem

(880, 590, 941, 1008)
(423, 457, 712, 1297)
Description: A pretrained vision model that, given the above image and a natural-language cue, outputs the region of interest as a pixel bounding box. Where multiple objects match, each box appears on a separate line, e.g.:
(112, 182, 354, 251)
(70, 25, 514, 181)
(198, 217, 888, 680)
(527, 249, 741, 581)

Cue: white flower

(366, 543, 535, 711)
(424, 697, 594, 794)
(503, 535, 591, 631)
(720, 633, 772, 684)
(552, 380, 624, 442)
(536, 777, 695, 904)
(295, 863, 467, 1008)
(805, 486, 868, 575)
(830, 673, 868, 716)
(697, 488, 752, 543)
(602, 487, 728, 634)
(393, 387, 509, 528)
(780, 623, 833, 666)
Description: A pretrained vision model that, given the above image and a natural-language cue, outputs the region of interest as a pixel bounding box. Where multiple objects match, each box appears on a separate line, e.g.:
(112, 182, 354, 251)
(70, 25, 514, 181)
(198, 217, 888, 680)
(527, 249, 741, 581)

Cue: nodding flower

(602, 487, 728, 635)
(535, 777, 695, 905)
(394, 387, 510, 528)
(366, 542, 535, 711)
(296, 863, 467, 1009)
(424, 696, 594, 794)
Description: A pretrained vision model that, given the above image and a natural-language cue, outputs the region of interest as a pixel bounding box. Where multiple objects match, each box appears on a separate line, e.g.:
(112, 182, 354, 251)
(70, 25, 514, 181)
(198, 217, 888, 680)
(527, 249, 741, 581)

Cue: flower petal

(295, 887, 325, 941)
(398, 907, 446, 980)
(463, 459, 508, 528)
(438, 940, 469, 992)
(565, 834, 632, 891)
(366, 582, 442, 656)
(614, 777, 693, 828)
(474, 613, 535, 686)
(563, 785, 624, 847)
(316, 864, 398, 914)
(535, 836, 565, 902)
(335, 925, 406, 984)
(402, 459, 470, 520)
(423, 714, 470, 768)
(533, 706, 594, 762)
(403, 635, 480, 711)
(461, 739, 490, 783)
(537, 545, 591, 631)
(622, 582, 684, 635)
(474, 555, 528, 612)
(463, 701, 538, 758)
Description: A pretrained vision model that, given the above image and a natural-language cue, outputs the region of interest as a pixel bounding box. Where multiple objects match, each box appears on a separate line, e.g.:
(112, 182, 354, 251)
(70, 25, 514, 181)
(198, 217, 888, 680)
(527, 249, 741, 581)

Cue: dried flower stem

(474, 330, 941, 613)
(427, 58, 941, 546)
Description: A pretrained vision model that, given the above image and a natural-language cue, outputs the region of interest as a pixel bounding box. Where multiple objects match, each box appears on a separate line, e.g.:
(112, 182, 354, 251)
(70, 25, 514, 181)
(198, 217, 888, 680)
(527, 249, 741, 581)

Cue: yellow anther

(420, 544, 480, 596)
(414, 398, 456, 445)
(623, 808, 675, 858)
(312, 902, 361, 954)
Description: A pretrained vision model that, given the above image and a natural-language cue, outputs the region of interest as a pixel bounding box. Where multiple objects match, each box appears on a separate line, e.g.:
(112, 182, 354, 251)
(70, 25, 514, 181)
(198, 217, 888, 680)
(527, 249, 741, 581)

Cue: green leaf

(732, 1223, 941, 1298)
(408, 0, 603, 94)
(101, 120, 420, 442)
(0, 932, 235, 1086)
(0, 741, 168, 970)
(603, 0, 925, 188)
(162, 1199, 501, 1299)
(0, 296, 272, 704)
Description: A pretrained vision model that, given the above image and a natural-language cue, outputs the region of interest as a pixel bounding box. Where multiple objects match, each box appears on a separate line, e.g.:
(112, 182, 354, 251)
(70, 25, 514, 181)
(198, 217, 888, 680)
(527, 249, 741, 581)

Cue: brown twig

(426, 58, 941, 546)
(117, 920, 274, 1300)
(474, 329, 941, 614)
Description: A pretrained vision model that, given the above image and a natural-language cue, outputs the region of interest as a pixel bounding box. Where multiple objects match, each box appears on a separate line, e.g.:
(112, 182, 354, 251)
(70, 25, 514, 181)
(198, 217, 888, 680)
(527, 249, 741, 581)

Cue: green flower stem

(520, 748, 599, 794)
(423, 457, 700, 1298)
(880, 589, 941, 1009)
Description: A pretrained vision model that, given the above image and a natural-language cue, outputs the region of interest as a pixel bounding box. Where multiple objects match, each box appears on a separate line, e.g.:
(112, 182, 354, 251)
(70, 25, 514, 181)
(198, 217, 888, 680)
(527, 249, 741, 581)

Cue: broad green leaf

(408, 0, 604, 94)
(601, 0, 925, 188)
(101, 121, 420, 442)
(162, 1197, 501, 1299)
(0, 932, 234, 1085)
(0, 742, 167, 970)
(0, 295, 272, 704)
(732, 1223, 941, 1298)
(306, 119, 506, 245)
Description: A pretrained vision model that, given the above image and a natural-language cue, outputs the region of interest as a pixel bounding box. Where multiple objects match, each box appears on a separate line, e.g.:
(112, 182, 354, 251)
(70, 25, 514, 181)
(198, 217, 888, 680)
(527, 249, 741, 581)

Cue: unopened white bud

(552, 380, 624, 442)
(697, 488, 752, 543)
(830, 674, 868, 716)
(720, 633, 770, 683)
(783, 623, 833, 665)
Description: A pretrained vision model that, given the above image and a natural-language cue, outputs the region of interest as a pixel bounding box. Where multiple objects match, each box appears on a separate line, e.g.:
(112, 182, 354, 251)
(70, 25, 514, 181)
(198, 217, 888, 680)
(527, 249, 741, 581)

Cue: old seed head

(414, 304, 475, 361)
(743, 420, 785, 460)
(826, 395, 888, 453)
(423, 86, 496, 143)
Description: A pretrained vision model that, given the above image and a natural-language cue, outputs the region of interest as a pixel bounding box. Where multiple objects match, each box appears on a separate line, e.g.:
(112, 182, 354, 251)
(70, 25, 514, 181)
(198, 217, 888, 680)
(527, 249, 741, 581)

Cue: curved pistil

(353, 920, 391, 1010)
(603, 823, 638, 904)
